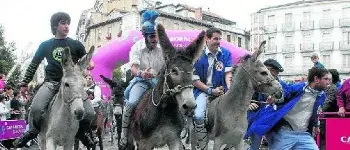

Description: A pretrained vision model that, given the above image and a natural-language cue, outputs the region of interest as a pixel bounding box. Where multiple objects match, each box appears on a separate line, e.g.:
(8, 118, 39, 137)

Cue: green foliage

(112, 67, 123, 80)
(0, 25, 16, 74)
(6, 65, 21, 91)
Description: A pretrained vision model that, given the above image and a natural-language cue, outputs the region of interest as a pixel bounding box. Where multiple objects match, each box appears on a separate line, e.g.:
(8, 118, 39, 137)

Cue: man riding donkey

(192, 27, 233, 149)
(13, 12, 96, 148)
(119, 9, 165, 148)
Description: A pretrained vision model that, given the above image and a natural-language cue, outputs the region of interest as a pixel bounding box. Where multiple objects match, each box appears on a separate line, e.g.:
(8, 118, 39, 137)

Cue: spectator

(323, 69, 340, 112)
(311, 53, 325, 69)
(337, 77, 350, 117)
(10, 91, 22, 120)
(0, 94, 9, 120)
(0, 74, 6, 93)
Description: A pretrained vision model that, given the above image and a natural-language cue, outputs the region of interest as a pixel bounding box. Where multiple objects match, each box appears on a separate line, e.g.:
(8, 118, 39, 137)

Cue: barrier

(316, 112, 350, 149)
(0, 120, 27, 140)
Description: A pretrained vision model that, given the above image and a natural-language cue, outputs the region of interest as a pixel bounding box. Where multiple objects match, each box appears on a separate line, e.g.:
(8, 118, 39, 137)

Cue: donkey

(123, 24, 205, 150)
(197, 41, 283, 150)
(100, 74, 125, 144)
(38, 46, 94, 150)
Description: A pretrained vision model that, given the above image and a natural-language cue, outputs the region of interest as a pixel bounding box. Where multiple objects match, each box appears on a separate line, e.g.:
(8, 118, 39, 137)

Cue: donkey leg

(45, 138, 56, 150)
(39, 137, 46, 150)
(213, 137, 224, 150)
(63, 143, 74, 150)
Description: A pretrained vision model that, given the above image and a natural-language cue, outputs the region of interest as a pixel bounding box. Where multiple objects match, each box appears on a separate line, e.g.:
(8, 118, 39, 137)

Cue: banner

(326, 118, 350, 149)
(0, 120, 27, 140)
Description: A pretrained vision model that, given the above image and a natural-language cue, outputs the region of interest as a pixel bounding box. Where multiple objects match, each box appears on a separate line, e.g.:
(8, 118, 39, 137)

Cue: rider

(192, 27, 233, 149)
(120, 9, 164, 147)
(13, 12, 96, 148)
(85, 73, 102, 141)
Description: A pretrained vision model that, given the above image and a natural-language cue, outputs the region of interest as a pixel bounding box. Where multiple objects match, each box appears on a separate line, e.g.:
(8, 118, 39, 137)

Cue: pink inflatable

(90, 30, 251, 99)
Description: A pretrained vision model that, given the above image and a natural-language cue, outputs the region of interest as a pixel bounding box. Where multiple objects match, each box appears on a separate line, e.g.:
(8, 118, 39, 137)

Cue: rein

(151, 66, 193, 107)
(241, 65, 274, 89)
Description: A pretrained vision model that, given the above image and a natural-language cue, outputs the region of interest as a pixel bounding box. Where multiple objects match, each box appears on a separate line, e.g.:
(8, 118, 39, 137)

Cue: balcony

(340, 41, 350, 50)
(282, 22, 295, 32)
(266, 45, 277, 54)
(300, 21, 314, 31)
(282, 44, 295, 53)
(300, 43, 314, 52)
(319, 42, 334, 51)
(319, 19, 334, 29)
(265, 25, 277, 33)
(340, 17, 350, 27)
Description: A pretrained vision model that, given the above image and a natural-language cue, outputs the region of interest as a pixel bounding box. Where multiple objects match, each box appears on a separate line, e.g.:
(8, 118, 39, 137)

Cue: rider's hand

(338, 107, 346, 117)
(141, 67, 154, 79)
(266, 95, 275, 104)
(248, 103, 259, 111)
(212, 87, 224, 97)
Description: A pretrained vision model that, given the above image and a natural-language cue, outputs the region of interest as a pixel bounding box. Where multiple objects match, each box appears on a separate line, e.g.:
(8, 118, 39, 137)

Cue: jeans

(194, 92, 207, 121)
(247, 133, 262, 150)
(267, 128, 319, 150)
(125, 81, 153, 108)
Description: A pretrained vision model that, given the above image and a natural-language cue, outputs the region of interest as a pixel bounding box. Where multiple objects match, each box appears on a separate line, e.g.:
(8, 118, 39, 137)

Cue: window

(322, 55, 331, 68)
(285, 35, 293, 43)
(343, 7, 350, 17)
(284, 57, 293, 73)
(322, 32, 331, 42)
(303, 11, 311, 21)
(268, 15, 275, 25)
(253, 15, 258, 24)
(322, 9, 331, 19)
(97, 29, 102, 41)
(343, 31, 350, 44)
(285, 13, 293, 22)
(227, 35, 231, 42)
(268, 37, 275, 52)
(302, 32, 312, 43)
(343, 54, 350, 68)
(238, 37, 242, 47)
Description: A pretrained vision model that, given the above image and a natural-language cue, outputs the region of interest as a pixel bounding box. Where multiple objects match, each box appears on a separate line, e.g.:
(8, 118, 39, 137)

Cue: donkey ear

(185, 31, 205, 64)
(251, 40, 266, 62)
(156, 24, 176, 59)
(78, 46, 95, 69)
(61, 47, 74, 69)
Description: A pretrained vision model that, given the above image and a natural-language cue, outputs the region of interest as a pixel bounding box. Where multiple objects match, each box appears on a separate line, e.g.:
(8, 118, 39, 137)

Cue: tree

(0, 25, 16, 75)
(112, 67, 123, 80)
(6, 65, 21, 90)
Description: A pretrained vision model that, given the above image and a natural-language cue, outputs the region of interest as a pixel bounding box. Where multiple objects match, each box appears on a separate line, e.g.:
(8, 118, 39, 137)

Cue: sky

(0, 0, 295, 57)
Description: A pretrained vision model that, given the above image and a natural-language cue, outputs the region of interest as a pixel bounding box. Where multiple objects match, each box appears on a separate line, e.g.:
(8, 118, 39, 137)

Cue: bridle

(151, 66, 194, 107)
(241, 64, 275, 90)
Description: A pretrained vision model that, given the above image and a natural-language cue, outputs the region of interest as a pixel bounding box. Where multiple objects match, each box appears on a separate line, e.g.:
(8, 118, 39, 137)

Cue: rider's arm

(224, 50, 233, 89)
(22, 43, 46, 85)
(91, 86, 102, 105)
(129, 40, 142, 77)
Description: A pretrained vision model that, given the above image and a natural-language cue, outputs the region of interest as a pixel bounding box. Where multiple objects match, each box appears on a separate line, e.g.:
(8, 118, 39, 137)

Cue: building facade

(251, 0, 350, 79)
(76, 0, 250, 54)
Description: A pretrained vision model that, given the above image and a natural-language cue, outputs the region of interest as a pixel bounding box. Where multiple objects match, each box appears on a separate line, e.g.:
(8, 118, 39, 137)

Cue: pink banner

(326, 118, 350, 149)
(90, 30, 251, 99)
(0, 120, 27, 140)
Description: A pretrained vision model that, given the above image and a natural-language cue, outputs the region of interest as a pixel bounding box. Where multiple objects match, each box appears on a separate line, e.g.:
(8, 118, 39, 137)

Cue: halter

(241, 65, 275, 90)
(151, 66, 194, 107)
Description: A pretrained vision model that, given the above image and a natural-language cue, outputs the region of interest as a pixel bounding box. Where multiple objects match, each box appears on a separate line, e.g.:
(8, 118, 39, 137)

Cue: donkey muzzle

(74, 109, 84, 120)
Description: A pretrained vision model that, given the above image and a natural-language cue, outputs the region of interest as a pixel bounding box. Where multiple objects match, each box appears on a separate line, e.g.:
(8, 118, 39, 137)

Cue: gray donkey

(193, 41, 283, 150)
(38, 46, 94, 150)
(124, 24, 204, 150)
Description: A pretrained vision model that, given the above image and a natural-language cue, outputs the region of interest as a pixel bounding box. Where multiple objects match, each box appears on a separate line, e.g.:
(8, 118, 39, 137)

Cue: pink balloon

(90, 30, 251, 98)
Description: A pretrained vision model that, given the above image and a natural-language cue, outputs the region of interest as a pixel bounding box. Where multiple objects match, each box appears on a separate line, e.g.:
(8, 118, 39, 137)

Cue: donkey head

(157, 24, 204, 114)
(240, 41, 282, 99)
(61, 46, 95, 120)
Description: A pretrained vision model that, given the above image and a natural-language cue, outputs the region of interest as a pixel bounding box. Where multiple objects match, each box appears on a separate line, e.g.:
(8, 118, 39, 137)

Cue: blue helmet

(141, 10, 159, 35)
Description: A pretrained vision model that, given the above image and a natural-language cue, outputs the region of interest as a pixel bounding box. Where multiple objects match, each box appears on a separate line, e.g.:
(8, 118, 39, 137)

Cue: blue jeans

(267, 128, 318, 150)
(247, 133, 262, 150)
(125, 81, 152, 108)
(194, 92, 207, 121)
